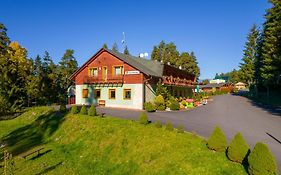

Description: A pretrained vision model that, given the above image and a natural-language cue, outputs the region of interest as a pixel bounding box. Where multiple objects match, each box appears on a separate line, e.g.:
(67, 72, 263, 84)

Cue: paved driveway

(97, 94, 281, 170)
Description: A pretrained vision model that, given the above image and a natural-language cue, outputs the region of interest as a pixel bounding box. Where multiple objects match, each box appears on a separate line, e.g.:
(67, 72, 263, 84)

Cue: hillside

(0, 107, 247, 175)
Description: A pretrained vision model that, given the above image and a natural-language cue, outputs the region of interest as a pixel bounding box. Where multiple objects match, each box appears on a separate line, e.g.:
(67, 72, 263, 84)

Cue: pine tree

(0, 23, 10, 54)
(259, 0, 281, 87)
(58, 49, 78, 103)
(112, 42, 118, 52)
(239, 25, 259, 85)
(102, 43, 108, 49)
(123, 45, 130, 55)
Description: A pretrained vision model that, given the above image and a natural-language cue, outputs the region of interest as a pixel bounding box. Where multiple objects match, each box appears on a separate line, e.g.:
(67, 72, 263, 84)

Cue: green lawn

(0, 107, 247, 175)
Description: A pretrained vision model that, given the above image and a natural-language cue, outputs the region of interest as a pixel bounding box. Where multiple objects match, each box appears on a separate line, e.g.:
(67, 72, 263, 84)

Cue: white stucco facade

(75, 84, 144, 110)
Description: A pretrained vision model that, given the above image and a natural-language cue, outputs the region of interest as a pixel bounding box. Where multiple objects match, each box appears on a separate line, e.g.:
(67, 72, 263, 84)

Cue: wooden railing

(83, 75, 124, 84)
(162, 76, 196, 86)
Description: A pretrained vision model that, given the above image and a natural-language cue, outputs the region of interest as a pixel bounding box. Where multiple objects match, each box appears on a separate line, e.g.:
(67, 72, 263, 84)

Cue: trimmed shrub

(155, 120, 162, 128)
(80, 105, 87, 115)
(176, 125, 185, 133)
(88, 104, 97, 116)
(169, 101, 180, 111)
(248, 142, 278, 175)
(59, 104, 67, 113)
(154, 95, 166, 111)
(165, 122, 174, 131)
(207, 126, 228, 152)
(70, 105, 78, 114)
(181, 100, 187, 106)
(144, 102, 156, 112)
(227, 132, 250, 163)
(139, 112, 149, 125)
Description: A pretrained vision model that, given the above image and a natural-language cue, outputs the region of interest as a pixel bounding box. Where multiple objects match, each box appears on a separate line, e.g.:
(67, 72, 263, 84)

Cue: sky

(0, 0, 271, 79)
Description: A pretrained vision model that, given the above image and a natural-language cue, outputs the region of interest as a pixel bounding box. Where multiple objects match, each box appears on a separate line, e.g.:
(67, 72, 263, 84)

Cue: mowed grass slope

(0, 107, 247, 175)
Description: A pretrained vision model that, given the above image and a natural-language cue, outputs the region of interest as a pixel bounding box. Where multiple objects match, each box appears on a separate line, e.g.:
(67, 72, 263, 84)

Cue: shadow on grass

(0, 110, 65, 156)
(35, 161, 63, 175)
(30, 149, 52, 160)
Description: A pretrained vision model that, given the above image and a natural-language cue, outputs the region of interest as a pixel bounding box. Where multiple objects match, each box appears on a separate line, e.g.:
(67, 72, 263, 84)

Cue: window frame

(88, 67, 98, 77)
(112, 65, 124, 76)
(82, 89, 88, 98)
(123, 89, 131, 100)
(94, 89, 101, 99)
(108, 89, 116, 99)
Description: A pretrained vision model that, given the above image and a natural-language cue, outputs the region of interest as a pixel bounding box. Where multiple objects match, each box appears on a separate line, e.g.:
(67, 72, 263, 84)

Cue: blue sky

(0, 0, 270, 79)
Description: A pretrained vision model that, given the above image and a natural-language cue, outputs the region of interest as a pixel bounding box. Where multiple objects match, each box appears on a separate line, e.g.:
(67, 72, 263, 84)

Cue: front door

(102, 66, 107, 81)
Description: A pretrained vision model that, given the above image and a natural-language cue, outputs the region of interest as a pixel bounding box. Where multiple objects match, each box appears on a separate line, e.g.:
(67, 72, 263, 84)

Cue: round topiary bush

(70, 105, 78, 114)
(139, 112, 149, 125)
(80, 105, 87, 115)
(207, 126, 228, 152)
(154, 95, 166, 111)
(169, 101, 180, 111)
(176, 125, 185, 133)
(88, 104, 97, 116)
(155, 120, 162, 128)
(227, 132, 250, 163)
(248, 142, 278, 175)
(144, 102, 156, 112)
(165, 122, 174, 131)
(59, 104, 67, 113)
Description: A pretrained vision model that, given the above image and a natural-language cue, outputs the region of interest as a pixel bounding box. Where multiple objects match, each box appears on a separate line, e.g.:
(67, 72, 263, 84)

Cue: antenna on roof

(121, 32, 126, 50)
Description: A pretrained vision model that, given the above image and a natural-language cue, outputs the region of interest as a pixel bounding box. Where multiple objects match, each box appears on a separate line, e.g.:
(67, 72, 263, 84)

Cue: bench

(20, 146, 45, 160)
(98, 100, 105, 106)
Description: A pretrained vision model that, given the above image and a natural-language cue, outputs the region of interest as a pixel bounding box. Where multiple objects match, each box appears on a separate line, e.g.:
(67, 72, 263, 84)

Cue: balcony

(162, 75, 196, 87)
(83, 75, 124, 85)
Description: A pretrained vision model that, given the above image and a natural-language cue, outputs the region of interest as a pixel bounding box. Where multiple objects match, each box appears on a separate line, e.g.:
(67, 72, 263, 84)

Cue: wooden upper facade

(70, 48, 196, 86)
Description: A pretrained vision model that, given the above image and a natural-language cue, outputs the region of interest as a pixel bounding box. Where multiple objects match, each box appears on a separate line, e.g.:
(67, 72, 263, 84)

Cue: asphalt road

(97, 94, 281, 170)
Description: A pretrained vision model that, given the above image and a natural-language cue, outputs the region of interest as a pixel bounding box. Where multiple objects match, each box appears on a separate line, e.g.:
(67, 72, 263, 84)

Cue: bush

(154, 95, 166, 111)
(88, 104, 97, 116)
(165, 122, 174, 131)
(139, 112, 149, 125)
(176, 125, 185, 133)
(80, 105, 87, 115)
(70, 105, 78, 114)
(144, 102, 156, 112)
(59, 104, 67, 113)
(155, 120, 162, 128)
(227, 132, 250, 163)
(248, 142, 278, 175)
(181, 100, 187, 106)
(169, 101, 180, 111)
(207, 126, 228, 152)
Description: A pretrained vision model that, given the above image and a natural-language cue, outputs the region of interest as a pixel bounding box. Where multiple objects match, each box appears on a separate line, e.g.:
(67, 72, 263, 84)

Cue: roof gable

(70, 48, 164, 80)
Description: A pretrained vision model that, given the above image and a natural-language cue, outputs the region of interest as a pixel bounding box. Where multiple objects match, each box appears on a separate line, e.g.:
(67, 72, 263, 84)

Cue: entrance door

(102, 66, 107, 81)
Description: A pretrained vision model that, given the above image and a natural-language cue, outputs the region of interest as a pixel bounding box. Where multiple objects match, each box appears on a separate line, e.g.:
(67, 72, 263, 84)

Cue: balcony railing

(83, 75, 124, 84)
(162, 75, 196, 86)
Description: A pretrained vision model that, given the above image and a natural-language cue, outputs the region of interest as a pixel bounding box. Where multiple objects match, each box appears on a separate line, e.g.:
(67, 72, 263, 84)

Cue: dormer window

(113, 66, 123, 76)
(89, 67, 98, 77)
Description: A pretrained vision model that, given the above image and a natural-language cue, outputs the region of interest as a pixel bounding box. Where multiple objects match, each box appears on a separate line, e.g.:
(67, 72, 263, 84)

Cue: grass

(0, 107, 247, 175)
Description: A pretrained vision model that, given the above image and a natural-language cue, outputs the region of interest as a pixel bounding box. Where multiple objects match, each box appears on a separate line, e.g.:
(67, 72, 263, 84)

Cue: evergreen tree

(112, 42, 118, 52)
(123, 45, 130, 55)
(239, 25, 259, 85)
(259, 0, 281, 86)
(0, 23, 10, 54)
(102, 43, 108, 49)
(41, 51, 58, 104)
(58, 49, 78, 103)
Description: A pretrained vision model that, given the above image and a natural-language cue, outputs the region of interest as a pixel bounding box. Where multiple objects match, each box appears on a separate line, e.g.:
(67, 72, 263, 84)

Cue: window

(113, 66, 123, 75)
(123, 89, 131, 100)
(82, 89, 88, 98)
(109, 89, 116, 99)
(89, 67, 98, 77)
(94, 89, 101, 99)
